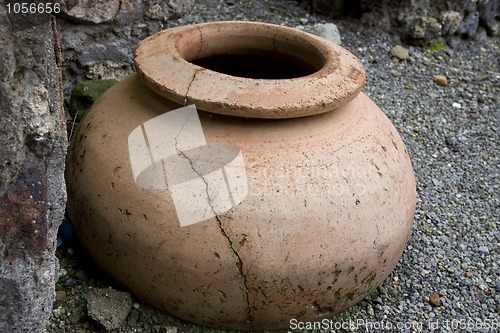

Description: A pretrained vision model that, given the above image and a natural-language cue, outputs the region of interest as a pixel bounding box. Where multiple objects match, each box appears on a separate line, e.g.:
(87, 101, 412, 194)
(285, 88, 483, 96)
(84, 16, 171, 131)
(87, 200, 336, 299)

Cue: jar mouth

(135, 21, 365, 118)
(190, 52, 320, 80)
(183, 27, 326, 80)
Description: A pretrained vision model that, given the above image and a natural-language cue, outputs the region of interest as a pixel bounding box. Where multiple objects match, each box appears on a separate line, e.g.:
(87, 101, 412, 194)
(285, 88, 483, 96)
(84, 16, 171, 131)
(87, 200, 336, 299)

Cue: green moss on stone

(335, 308, 361, 322)
(69, 79, 118, 121)
(425, 39, 445, 51)
(67, 298, 88, 324)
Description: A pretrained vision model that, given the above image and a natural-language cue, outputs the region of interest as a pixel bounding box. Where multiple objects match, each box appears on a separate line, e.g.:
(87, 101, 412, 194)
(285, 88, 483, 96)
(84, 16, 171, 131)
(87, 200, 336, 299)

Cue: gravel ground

(47, 0, 499, 332)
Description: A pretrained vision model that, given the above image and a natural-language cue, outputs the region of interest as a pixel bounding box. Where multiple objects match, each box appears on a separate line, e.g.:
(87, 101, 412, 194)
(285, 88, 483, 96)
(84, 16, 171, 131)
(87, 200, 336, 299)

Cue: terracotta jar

(66, 21, 416, 330)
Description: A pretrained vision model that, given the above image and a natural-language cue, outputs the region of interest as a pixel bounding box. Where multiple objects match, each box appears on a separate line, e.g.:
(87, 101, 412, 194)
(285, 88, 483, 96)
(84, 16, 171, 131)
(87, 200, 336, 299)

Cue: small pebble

(55, 290, 67, 301)
(452, 102, 461, 109)
(433, 75, 448, 86)
(389, 288, 398, 297)
(64, 278, 78, 288)
(391, 45, 410, 60)
(59, 268, 68, 278)
(429, 292, 441, 307)
(295, 23, 342, 44)
(52, 307, 63, 318)
(478, 246, 489, 254)
(87, 288, 133, 331)
(431, 178, 442, 186)
(128, 309, 139, 326)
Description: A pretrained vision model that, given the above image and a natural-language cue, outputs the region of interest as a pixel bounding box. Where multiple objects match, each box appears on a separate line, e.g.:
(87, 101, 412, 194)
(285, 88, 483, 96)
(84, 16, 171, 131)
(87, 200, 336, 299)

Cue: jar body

(66, 72, 415, 330)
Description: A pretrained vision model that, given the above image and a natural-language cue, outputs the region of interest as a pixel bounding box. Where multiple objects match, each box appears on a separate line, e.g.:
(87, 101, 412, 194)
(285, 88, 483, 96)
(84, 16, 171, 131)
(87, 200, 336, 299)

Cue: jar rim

(134, 21, 365, 119)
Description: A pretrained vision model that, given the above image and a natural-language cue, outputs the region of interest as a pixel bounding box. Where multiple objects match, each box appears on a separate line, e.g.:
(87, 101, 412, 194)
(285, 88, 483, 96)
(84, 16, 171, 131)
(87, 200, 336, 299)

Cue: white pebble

(59, 268, 68, 278)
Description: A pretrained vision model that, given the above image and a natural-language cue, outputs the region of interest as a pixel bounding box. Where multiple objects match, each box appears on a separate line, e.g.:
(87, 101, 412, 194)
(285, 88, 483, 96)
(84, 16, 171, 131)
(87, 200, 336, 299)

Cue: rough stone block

(312, 0, 499, 44)
(0, 3, 66, 333)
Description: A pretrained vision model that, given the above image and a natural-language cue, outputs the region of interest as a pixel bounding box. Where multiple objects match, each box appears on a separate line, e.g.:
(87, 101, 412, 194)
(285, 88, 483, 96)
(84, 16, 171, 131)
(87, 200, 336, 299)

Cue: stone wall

(309, 0, 499, 45)
(0, 3, 66, 333)
(55, 0, 195, 101)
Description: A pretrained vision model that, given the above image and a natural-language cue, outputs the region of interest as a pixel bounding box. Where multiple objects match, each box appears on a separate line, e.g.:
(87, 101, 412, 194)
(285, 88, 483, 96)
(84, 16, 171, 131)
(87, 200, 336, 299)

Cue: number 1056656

(6, 2, 61, 14)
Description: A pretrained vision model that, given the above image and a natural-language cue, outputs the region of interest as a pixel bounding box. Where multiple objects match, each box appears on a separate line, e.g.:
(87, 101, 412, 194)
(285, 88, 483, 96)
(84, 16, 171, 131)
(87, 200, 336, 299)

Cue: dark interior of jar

(192, 51, 319, 79)
(184, 30, 326, 80)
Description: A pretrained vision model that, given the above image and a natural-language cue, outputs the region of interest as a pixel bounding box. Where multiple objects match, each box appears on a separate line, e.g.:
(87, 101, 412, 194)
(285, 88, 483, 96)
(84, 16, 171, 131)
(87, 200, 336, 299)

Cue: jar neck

(134, 21, 365, 119)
